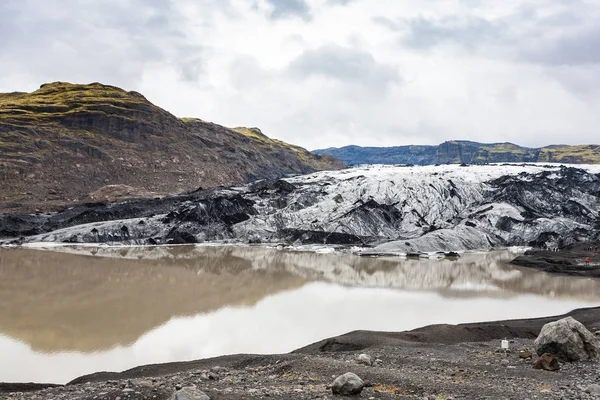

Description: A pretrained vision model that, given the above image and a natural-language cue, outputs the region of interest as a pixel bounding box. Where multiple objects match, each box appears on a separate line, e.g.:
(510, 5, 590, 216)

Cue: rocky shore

(3, 307, 600, 400)
(511, 242, 600, 277)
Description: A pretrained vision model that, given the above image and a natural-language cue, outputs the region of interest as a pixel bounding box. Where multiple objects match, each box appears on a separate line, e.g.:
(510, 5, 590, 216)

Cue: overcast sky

(1, 0, 599, 149)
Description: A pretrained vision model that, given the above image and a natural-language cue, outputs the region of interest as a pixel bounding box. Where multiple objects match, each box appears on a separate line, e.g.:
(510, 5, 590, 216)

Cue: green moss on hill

(0, 82, 342, 212)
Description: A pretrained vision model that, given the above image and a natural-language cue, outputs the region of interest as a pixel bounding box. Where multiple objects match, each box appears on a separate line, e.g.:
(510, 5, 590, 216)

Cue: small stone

(331, 372, 364, 396)
(519, 350, 533, 359)
(533, 353, 560, 371)
(357, 354, 372, 366)
(501, 359, 510, 366)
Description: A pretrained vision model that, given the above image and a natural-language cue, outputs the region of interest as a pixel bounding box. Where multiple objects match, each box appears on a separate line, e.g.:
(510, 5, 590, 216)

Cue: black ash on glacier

(1, 164, 599, 253)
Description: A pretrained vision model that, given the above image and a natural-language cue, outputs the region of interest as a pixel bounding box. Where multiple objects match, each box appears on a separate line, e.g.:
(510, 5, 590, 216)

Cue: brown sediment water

(0, 245, 599, 384)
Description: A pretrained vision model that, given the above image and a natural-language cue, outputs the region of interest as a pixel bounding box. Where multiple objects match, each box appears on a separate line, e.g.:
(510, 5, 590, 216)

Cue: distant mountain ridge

(313, 141, 600, 166)
(0, 82, 342, 212)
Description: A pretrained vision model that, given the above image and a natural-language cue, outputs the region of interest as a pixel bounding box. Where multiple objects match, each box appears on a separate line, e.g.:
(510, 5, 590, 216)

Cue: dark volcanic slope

(511, 242, 600, 277)
(314, 141, 600, 166)
(0, 82, 342, 212)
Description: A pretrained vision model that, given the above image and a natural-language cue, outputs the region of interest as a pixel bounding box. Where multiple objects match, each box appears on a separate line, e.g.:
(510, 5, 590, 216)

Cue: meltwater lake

(1, 245, 599, 384)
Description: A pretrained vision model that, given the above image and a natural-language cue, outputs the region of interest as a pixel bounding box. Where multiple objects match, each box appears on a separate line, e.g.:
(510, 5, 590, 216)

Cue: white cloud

(0, 0, 599, 149)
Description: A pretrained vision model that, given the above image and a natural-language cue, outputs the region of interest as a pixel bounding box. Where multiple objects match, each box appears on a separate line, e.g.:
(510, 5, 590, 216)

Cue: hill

(313, 141, 600, 166)
(0, 82, 342, 212)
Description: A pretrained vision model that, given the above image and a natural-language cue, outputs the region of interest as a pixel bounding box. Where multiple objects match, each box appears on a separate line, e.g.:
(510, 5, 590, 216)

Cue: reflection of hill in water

(0, 247, 307, 353)
(4, 245, 600, 354)
(41, 245, 600, 301)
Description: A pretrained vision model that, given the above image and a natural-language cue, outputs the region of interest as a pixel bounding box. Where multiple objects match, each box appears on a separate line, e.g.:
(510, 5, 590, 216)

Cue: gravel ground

(3, 339, 600, 400)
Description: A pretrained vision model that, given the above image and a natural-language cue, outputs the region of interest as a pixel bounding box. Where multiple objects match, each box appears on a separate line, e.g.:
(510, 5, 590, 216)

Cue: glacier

(1, 163, 600, 253)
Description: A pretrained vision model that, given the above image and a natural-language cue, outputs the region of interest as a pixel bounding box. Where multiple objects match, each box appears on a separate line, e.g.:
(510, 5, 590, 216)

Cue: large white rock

(331, 372, 364, 396)
(170, 387, 210, 400)
(357, 353, 373, 366)
(535, 317, 600, 362)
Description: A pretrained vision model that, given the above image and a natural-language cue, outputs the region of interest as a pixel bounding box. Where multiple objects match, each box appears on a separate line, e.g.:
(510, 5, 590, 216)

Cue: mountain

(3, 164, 599, 254)
(0, 82, 342, 212)
(313, 141, 600, 166)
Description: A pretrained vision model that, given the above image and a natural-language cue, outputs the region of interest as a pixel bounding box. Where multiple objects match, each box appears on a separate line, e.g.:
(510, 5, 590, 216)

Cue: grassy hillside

(0, 82, 342, 212)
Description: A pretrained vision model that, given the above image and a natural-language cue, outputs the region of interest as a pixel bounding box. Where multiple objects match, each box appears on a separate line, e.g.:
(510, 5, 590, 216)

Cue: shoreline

(3, 307, 600, 399)
(510, 242, 600, 277)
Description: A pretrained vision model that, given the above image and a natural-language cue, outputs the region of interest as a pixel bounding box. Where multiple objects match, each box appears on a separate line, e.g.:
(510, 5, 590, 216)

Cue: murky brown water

(1, 245, 599, 384)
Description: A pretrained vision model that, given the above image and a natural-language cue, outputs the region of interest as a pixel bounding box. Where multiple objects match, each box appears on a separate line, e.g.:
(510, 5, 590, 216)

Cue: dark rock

(166, 229, 198, 245)
(532, 353, 560, 371)
(250, 179, 296, 195)
(281, 229, 371, 245)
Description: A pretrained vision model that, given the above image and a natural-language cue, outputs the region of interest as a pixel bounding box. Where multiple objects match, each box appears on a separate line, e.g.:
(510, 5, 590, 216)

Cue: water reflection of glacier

(33, 244, 600, 301)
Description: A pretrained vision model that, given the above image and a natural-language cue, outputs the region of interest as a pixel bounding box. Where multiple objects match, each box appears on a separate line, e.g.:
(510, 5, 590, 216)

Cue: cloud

(525, 26, 600, 66)
(266, 0, 311, 20)
(401, 16, 504, 50)
(1, 0, 599, 149)
(288, 45, 401, 89)
(0, 0, 202, 89)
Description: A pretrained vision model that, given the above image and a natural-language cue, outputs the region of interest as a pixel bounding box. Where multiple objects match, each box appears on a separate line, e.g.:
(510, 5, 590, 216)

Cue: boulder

(533, 353, 560, 371)
(170, 386, 210, 400)
(534, 317, 600, 362)
(331, 372, 364, 396)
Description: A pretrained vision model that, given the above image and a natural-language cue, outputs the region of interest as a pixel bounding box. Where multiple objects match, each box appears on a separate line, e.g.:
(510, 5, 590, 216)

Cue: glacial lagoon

(1, 245, 599, 384)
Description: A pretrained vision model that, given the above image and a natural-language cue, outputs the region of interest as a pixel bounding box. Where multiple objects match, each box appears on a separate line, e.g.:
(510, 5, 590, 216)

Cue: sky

(0, 0, 599, 150)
